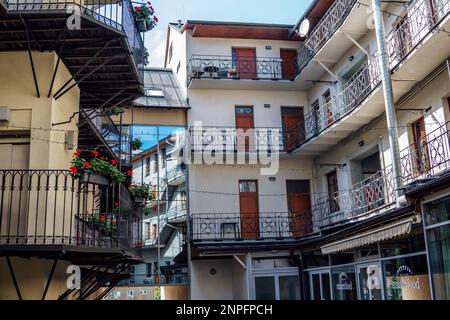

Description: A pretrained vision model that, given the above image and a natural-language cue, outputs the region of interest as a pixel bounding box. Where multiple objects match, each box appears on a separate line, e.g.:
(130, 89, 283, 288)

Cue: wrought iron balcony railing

(190, 211, 313, 242)
(301, 52, 382, 143)
(297, 0, 357, 72)
(188, 55, 298, 83)
(119, 272, 189, 286)
(4, 0, 145, 81)
(386, 0, 450, 70)
(0, 170, 142, 255)
(313, 166, 395, 228)
(189, 127, 285, 153)
(400, 121, 450, 185)
(167, 166, 185, 185)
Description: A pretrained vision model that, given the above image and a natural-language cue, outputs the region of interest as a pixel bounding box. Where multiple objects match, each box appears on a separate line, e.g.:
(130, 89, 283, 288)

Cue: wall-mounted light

(269, 177, 276, 182)
(359, 140, 365, 147)
(65, 131, 75, 150)
(264, 104, 271, 108)
(348, 55, 355, 62)
(265, 46, 272, 50)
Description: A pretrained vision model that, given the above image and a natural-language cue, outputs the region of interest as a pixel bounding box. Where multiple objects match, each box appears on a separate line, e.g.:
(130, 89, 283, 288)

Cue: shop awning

(320, 215, 421, 255)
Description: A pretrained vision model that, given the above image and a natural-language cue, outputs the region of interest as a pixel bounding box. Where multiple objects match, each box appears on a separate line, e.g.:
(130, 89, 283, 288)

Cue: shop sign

(336, 272, 353, 290)
(390, 265, 422, 290)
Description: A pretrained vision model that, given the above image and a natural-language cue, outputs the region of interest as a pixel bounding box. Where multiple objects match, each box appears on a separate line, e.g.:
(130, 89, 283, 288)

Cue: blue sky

(144, 0, 313, 67)
(132, 125, 185, 151)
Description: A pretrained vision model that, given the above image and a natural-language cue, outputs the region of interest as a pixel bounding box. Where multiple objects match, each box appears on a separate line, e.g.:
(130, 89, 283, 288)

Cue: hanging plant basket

(133, 196, 146, 208)
(136, 18, 147, 32)
(81, 171, 111, 186)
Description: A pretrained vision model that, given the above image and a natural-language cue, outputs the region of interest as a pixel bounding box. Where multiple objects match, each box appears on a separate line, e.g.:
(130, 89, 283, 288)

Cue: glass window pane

(312, 274, 321, 300)
(331, 266, 357, 300)
(255, 277, 276, 300)
(383, 255, 431, 300)
(427, 224, 450, 300)
(321, 273, 331, 300)
(279, 276, 300, 300)
(424, 195, 450, 226)
(381, 226, 425, 257)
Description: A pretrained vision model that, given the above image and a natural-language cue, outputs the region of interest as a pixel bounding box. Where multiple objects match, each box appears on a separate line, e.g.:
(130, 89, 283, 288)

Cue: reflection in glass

(427, 224, 450, 300)
(255, 277, 276, 300)
(279, 276, 300, 300)
(331, 266, 357, 300)
(358, 264, 383, 300)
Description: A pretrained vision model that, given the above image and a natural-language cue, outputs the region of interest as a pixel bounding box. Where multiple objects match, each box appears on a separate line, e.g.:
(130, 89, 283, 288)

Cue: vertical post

(372, 0, 403, 203)
(156, 127, 161, 280)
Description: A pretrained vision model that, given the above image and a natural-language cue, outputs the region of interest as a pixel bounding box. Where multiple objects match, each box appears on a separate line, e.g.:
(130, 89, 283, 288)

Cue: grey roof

(134, 68, 188, 109)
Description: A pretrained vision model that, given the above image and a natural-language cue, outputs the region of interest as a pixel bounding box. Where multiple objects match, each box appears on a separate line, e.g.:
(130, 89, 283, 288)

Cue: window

(144, 89, 165, 98)
(146, 263, 152, 278)
(323, 90, 333, 125)
(145, 157, 151, 177)
(411, 117, 430, 175)
(331, 266, 357, 300)
(312, 99, 320, 133)
(168, 42, 173, 63)
(152, 155, 158, 174)
(326, 171, 339, 213)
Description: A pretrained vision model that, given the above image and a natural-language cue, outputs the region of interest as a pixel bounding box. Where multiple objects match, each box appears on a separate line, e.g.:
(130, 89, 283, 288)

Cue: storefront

(304, 214, 433, 300)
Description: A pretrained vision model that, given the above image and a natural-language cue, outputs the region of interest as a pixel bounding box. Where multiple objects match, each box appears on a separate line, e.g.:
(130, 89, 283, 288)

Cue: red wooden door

(282, 108, 305, 151)
(235, 106, 255, 151)
(235, 48, 257, 79)
(287, 181, 311, 237)
(412, 117, 430, 175)
(239, 181, 259, 239)
(280, 49, 298, 80)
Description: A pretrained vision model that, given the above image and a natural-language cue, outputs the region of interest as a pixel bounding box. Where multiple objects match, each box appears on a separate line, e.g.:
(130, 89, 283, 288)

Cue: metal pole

(156, 127, 161, 279)
(372, 0, 403, 202)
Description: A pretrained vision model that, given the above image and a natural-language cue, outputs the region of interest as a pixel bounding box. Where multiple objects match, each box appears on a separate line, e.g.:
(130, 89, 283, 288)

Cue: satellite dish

(298, 19, 310, 38)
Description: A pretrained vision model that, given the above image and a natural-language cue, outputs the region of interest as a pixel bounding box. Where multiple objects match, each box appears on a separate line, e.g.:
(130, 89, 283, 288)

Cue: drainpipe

(372, 0, 403, 204)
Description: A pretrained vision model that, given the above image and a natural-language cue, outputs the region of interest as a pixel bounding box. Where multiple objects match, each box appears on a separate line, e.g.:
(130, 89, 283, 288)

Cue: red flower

(112, 220, 117, 225)
(99, 215, 106, 223)
(150, 6, 154, 11)
(84, 161, 91, 168)
(115, 202, 120, 207)
(128, 170, 133, 176)
(70, 166, 78, 174)
(74, 149, 82, 157)
(91, 150, 99, 157)
(130, 184, 135, 188)
(134, 6, 140, 10)
(100, 156, 105, 160)
(153, 16, 159, 22)
(111, 159, 117, 165)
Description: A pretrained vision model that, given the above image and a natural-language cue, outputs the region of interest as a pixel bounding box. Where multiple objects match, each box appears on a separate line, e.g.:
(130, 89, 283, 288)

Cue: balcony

(400, 122, 450, 186)
(294, 53, 385, 155)
(295, 0, 370, 88)
(167, 166, 185, 186)
(119, 272, 189, 286)
(313, 166, 396, 229)
(0, 170, 142, 258)
(189, 127, 285, 154)
(191, 211, 312, 242)
(187, 55, 301, 90)
(0, 0, 145, 108)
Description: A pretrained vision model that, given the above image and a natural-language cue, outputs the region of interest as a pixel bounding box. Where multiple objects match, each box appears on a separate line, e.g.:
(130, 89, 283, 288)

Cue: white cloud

(145, 29, 167, 67)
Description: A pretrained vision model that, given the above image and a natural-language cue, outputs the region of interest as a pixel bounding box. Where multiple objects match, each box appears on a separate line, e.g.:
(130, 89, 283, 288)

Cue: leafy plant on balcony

(88, 212, 118, 237)
(143, 47, 150, 66)
(133, 2, 158, 32)
(131, 137, 143, 150)
(129, 183, 150, 199)
(70, 149, 126, 183)
(110, 106, 125, 116)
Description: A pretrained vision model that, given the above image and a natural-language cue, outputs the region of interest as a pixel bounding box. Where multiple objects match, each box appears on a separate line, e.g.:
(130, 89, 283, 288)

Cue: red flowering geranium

(91, 150, 99, 157)
(132, 2, 158, 31)
(128, 170, 133, 176)
(69, 153, 126, 183)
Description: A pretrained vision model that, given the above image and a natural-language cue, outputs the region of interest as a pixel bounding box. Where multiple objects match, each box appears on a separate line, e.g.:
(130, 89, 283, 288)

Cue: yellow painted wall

(112, 107, 187, 127)
(0, 51, 79, 170)
(0, 257, 72, 300)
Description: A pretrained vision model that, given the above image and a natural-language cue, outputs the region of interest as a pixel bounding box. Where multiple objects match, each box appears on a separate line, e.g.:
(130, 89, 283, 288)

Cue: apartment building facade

(164, 0, 450, 300)
(0, 0, 145, 299)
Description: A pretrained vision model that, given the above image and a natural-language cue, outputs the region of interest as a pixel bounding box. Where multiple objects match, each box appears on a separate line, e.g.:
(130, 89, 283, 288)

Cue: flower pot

(136, 19, 147, 32)
(81, 171, 111, 186)
(133, 196, 145, 208)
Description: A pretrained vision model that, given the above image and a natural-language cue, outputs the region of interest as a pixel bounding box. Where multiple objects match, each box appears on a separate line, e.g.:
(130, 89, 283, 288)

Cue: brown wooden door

(323, 90, 333, 125)
(281, 107, 305, 151)
(396, 14, 411, 59)
(412, 117, 430, 175)
(239, 180, 259, 239)
(280, 49, 298, 80)
(234, 48, 257, 79)
(326, 171, 339, 213)
(287, 181, 312, 237)
(235, 106, 255, 151)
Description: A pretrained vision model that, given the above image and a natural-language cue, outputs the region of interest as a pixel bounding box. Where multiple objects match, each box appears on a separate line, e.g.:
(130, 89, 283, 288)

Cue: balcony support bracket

(343, 32, 369, 56)
(48, 29, 68, 98)
(20, 15, 40, 98)
(233, 255, 247, 270)
(314, 59, 338, 80)
(6, 257, 22, 300)
(41, 258, 58, 300)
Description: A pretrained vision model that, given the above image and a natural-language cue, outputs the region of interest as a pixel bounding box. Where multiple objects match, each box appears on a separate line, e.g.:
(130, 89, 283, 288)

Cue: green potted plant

(133, 2, 158, 32)
(129, 183, 150, 207)
(131, 138, 143, 151)
(70, 150, 126, 185)
(144, 47, 150, 66)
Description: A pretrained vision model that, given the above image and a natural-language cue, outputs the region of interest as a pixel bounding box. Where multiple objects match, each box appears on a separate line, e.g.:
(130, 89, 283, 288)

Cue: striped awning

(321, 215, 421, 255)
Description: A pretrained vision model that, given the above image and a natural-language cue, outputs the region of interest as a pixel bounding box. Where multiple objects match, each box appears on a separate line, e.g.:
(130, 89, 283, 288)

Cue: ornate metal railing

(167, 166, 185, 185)
(119, 272, 189, 286)
(301, 53, 382, 143)
(313, 166, 395, 228)
(386, 0, 450, 70)
(188, 55, 298, 83)
(190, 211, 313, 242)
(0, 170, 142, 254)
(4, 0, 145, 82)
(189, 126, 285, 153)
(400, 121, 450, 185)
(297, 0, 357, 72)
